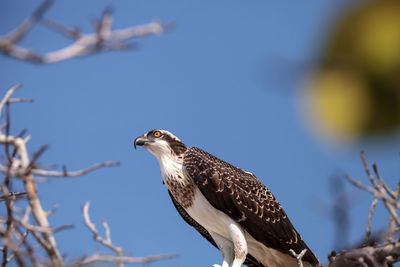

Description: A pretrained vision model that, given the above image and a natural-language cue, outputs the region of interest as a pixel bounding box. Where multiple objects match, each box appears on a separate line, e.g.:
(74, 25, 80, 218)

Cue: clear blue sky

(1, 0, 399, 266)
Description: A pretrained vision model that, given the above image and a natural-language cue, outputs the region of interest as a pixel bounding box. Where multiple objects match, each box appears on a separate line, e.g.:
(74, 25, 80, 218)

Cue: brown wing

(167, 190, 265, 267)
(183, 147, 320, 266)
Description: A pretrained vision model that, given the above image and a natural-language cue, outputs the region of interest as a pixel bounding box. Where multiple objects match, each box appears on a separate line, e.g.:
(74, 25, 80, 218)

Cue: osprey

(134, 129, 320, 267)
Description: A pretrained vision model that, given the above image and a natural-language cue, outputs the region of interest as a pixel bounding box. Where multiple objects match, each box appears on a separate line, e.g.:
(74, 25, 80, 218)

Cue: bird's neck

(155, 152, 187, 183)
(157, 153, 196, 209)
(157, 153, 184, 181)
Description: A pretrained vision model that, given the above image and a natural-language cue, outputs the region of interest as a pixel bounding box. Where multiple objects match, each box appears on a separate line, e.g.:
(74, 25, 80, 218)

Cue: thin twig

(388, 183, 400, 243)
(14, 227, 37, 267)
(373, 163, 395, 199)
(41, 18, 81, 39)
(4, 218, 73, 234)
(45, 205, 59, 217)
(73, 253, 178, 267)
(7, 98, 34, 104)
(24, 145, 50, 175)
(0, 84, 22, 119)
(6, 230, 29, 263)
(1, 153, 16, 267)
(344, 174, 375, 194)
(345, 174, 400, 209)
(32, 161, 120, 177)
(0, 192, 27, 202)
(365, 195, 378, 244)
(83, 201, 123, 267)
(360, 151, 379, 189)
(81, 201, 178, 267)
(83, 201, 123, 255)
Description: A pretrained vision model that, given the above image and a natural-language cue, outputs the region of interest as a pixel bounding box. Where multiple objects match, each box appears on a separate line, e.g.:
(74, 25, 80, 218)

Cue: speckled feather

(167, 190, 265, 267)
(183, 147, 319, 265)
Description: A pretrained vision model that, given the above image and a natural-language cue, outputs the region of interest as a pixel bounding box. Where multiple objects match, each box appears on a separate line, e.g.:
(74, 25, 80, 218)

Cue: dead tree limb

(0, 0, 171, 64)
(79, 201, 177, 267)
(0, 2, 174, 265)
(329, 152, 400, 267)
(31, 161, 120, 178)
(0, 86, 64, 267)
(328, 242, 400, 267)
(0, 84, 176, 266)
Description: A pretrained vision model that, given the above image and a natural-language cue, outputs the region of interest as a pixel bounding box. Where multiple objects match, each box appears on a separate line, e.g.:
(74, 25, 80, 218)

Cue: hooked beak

(134, 135, 148, 150)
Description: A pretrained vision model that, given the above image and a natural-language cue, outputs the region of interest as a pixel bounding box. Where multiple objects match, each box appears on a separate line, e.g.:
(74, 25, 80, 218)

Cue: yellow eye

(153, 131, 161, 137)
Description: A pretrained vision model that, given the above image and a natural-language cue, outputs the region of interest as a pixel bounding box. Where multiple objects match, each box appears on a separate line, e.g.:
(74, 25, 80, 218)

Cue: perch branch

(328, 242, 400, 267)
(333, 152, 400, 266)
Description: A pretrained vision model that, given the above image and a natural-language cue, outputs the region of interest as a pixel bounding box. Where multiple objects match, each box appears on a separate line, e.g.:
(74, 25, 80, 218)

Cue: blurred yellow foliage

(304, 69, 371, 141)
(355, 2, 400, 75)
(302, 0, 400, 142)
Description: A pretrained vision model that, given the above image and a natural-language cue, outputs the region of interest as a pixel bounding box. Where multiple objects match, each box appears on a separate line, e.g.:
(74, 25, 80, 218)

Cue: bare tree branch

(0, 192, 27, 202)
(0, 107, 64, 266)
(81, 201, 177, 267)
(0, 1, 175, 263)
(73, 253, 178, 267)
(0, 1, 170, 64)
(7, 98, 34, 104)
(388, 183, 400, 243)
(31, 161, 120, 178)
(8, 217, 73, 234)
(83, 201, 123, 258)
(14, 227, 37, 267)
(373, 164, 396, 199)
(41, 18, 81, 40)
(0, 85, 125, 267)
(5, 231, 29, 264)
(0, 84, 22, 119)
(344, 174, 400, 211)
(360, 151, 379, 190)
(328, 242, 400, 267)
(329, 152, 400, 267)
(344, 174, 375, 195)
(1, 0, 53, 44)
(365, 195, 378, 244)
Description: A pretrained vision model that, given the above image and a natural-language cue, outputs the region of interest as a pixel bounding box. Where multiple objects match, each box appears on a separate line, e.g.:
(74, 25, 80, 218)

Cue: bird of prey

(134, 129, 320, 267)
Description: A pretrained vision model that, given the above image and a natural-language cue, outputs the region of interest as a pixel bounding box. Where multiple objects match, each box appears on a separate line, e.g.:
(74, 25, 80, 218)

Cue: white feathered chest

(157, 154, 196, 209)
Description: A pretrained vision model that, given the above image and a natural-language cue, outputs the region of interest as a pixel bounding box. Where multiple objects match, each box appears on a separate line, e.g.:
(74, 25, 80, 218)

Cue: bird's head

(134, 129, 187, 159)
